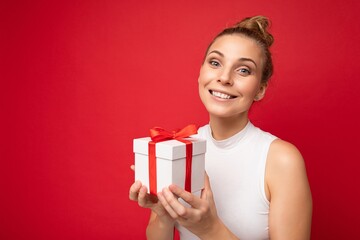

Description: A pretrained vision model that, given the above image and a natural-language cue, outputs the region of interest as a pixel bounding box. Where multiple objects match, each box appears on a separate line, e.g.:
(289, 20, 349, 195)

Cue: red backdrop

(1, 0, 360, 239)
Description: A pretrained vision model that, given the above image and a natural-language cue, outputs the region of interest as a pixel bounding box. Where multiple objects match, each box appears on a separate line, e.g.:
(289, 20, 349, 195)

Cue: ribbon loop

(150, 124, 197, 142)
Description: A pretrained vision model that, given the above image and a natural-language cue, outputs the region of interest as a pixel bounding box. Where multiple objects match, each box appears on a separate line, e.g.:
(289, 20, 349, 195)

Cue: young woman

(129, 16, 312, 240)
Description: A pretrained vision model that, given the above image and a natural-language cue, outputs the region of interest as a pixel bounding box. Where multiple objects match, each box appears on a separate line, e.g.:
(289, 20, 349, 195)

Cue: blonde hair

(206, 16, 274, 84)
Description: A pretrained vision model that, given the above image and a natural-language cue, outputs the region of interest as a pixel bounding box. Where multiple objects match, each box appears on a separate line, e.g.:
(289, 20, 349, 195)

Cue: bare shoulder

(267, 138, 305, 171)
(265, 138, 311, 200)
(269, 138, 303, 159)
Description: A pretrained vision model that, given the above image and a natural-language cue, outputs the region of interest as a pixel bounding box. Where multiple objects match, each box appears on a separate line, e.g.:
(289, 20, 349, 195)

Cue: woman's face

(198, 34, 266, 119)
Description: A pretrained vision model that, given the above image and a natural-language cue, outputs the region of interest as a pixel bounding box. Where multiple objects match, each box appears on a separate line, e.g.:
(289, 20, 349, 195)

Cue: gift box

(133, 136, 206, 195)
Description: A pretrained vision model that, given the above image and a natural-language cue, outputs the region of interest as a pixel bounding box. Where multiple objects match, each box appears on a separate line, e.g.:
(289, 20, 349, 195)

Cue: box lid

(133, 137, 206, 160)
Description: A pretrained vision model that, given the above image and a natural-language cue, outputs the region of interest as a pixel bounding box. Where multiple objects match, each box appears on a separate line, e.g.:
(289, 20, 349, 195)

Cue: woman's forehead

(208, 35, 264, 64)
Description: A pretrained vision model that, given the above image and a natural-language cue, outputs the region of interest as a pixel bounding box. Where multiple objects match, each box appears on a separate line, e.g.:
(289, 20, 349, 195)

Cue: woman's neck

(209, 114, 249, 140)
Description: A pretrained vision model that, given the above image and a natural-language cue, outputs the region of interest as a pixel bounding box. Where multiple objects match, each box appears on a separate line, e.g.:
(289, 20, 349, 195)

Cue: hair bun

(235, 16, 274, 47)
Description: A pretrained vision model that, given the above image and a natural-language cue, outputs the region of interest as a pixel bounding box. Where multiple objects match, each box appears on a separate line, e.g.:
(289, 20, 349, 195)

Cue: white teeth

(211, 91, 232, 99)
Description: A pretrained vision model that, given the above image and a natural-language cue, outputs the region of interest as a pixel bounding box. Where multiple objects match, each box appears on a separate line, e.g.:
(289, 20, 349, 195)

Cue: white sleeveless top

(176, 121, 277, 240)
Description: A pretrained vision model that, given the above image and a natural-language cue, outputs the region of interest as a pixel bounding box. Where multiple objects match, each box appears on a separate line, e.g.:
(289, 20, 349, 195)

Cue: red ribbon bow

(150, 124, 198, 142)
(148, 124, 198, 195)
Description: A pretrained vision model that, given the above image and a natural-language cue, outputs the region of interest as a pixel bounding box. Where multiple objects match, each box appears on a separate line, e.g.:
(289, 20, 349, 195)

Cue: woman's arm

(129, 166, 175, 240)
(266, 139, 313, 240)
(146, 211, 174, 240)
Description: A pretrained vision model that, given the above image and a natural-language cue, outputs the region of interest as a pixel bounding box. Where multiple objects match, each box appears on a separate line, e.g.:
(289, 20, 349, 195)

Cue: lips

(209, 90, 236, 99)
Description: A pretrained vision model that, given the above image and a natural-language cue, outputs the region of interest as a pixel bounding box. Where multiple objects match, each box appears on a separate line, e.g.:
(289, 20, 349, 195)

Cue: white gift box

(133, 137, 206, 194)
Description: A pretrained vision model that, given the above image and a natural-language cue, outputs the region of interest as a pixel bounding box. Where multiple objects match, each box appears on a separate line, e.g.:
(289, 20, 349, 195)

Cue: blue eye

(209, 60, 220, 67)
(238, 68, 251, 75)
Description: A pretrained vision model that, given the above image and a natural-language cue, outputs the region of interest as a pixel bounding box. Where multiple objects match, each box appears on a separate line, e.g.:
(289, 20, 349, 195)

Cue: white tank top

(176, 121, 277, 240)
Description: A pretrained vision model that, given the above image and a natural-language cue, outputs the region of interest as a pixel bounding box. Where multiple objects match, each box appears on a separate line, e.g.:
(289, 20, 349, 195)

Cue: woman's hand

(129, 165, 176, 239)
(157, 173, 236, 239)
(128, 165, 173, 222)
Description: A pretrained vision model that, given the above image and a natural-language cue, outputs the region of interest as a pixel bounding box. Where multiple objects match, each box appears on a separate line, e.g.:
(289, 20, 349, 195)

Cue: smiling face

(198, 34, 267, 120)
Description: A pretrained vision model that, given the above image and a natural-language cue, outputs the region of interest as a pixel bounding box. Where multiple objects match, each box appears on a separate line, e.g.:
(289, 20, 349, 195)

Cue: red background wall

(1, 0, 360, 239)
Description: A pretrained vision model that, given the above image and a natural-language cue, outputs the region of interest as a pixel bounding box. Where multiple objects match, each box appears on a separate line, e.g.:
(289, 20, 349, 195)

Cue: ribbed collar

(206, 121, 253, 150)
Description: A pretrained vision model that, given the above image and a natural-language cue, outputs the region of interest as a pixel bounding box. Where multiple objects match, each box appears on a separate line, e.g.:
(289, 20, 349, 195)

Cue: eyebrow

(208, 50, 258, 68)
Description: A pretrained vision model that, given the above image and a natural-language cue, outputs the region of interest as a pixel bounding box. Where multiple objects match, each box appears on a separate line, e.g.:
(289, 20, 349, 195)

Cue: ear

(254, 83, 268, 101)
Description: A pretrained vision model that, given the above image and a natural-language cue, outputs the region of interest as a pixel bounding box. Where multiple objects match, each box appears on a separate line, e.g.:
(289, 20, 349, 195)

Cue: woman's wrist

(198, 219, 239, 240)
(148, 210, 175, 229)
(146, 211, 175, 240)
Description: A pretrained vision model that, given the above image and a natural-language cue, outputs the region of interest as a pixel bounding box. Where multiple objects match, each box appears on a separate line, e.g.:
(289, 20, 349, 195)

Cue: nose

(217, 68, 233, 86)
